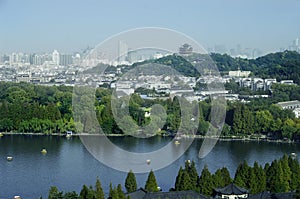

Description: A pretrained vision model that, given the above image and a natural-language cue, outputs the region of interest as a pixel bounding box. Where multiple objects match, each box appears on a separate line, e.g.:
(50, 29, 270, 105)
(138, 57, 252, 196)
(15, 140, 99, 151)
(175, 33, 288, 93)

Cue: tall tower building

(118, 40, 128, 63)
(294, 38, 299, 47)
(59, 54, 73, 66)
(52, 50, 60, 65)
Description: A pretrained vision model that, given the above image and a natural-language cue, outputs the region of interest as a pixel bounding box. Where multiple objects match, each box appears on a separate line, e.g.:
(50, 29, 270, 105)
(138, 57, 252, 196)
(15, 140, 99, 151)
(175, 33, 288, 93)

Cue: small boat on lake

(66, 131, 73, 138)
(41, 148, 47, 154)
(0, 133, 3, 137)
(7, 156, 13, 161)
(291, 152, 297, 158)
(174, 140, 180, 145)
(146, 159, 151, 165)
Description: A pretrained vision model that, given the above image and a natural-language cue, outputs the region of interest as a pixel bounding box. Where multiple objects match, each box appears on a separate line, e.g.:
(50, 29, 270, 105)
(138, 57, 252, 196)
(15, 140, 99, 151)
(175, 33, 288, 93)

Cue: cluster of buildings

(288, 38, 300, 53)
(208, 44, 263, 59)
(0, 44, 298, 112)
(0, 50, 83, 85)
(208, 37, 300, 59)
(0, 50, 81, 67)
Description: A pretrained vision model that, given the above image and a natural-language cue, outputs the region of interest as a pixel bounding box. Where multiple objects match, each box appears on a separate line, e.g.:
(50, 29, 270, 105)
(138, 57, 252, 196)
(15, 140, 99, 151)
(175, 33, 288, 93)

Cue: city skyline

(0, 0, 300, 55)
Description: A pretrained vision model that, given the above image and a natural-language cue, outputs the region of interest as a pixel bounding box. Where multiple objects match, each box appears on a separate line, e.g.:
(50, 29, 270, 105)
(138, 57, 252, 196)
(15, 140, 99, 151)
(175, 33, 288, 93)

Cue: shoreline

(1, 132, 298, 144)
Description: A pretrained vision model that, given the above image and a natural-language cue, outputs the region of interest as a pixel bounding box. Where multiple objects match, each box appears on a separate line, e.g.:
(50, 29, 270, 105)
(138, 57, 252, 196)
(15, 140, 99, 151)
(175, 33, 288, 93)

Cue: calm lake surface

(1, 135, 300, 199)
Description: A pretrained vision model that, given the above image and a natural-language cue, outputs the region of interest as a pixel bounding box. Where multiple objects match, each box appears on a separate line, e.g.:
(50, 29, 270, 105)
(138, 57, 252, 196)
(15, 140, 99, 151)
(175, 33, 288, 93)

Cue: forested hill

(136, 51, 300, 84)
(211, 51, 300, 84)
(251, 51, 300, 84)
(86, 51, 300, 84)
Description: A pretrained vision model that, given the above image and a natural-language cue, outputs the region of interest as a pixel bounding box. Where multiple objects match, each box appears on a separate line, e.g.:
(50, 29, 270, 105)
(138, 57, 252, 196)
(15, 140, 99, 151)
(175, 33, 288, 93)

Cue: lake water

(1, 135, 300, 199)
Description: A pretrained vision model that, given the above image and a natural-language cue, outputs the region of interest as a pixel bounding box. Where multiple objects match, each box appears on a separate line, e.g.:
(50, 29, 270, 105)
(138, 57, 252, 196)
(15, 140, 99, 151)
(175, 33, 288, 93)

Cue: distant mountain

(87, 51, 300, 84)
(251, 51, 300, 84)
(209, 51, 300, 84)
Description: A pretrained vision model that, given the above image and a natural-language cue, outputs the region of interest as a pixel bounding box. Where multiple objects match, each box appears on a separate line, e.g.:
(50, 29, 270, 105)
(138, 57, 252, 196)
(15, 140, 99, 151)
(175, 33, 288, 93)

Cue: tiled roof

(125, 188, 147, 199)
(143, 190, 208, 199)
(126, 189, 208, 199)
(214, 183, 249, 195)
(248, 191, 272, 199)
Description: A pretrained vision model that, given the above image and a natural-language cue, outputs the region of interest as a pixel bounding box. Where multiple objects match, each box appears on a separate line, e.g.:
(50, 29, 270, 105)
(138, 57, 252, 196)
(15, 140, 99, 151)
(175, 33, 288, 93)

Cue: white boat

(66, 131, 73, 138)
(146, 159, 151, 165)
(7, 156, 13, 161)
(291, 152, 297, 158)
(174, 140, 180, 145)
(41, 148, 47, 154)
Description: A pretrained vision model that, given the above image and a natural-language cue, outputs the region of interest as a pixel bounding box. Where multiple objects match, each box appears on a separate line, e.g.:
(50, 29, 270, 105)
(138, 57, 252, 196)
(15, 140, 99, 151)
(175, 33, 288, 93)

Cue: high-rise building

(73, 53, 81, 66)
(289, 38, 300, 52)
(294, 38, 299, 47)
(52, 50, 60, 65)
(10, 53, 17, 65)
(59, 54, 73, 66)
(214, 44, 227, 54)
(0, 54, 10, 64)
(118, 40, 128, 62)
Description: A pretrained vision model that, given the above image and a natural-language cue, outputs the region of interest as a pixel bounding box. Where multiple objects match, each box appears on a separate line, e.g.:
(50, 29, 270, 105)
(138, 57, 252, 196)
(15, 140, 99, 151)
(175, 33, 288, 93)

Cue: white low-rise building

(293, 108, 300, 118)
(277, 100, 300, 110)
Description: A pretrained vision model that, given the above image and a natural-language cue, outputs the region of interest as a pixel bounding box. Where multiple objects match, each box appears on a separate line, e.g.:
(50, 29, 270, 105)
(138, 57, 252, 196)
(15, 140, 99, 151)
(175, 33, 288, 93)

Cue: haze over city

(0, 0, 300, 55)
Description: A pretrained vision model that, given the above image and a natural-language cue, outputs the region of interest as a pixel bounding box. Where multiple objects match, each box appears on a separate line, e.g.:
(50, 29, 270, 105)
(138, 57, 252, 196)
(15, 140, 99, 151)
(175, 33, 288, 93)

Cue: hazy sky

(0, 0, 299, 54)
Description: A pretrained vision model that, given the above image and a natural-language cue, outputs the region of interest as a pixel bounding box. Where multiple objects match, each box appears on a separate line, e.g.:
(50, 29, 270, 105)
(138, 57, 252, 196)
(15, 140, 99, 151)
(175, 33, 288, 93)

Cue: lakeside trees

(42, 154, 300, 199)
(0, 82, 75, 134)
(0, 81, 299, 140)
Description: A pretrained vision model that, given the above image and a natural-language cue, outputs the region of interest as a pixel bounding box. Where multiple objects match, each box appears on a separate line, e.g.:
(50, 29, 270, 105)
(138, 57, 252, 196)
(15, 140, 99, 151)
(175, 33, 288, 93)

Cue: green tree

(117, 184, 126, 199)
(145, 170, 159, 192)
(232, 104, 243, 134)
(281, 118, 297, 139)
(213, 167, 232, 188)
(79, 185, 90, 199)
(48, 186, 60, 199)
(288, 156, 300, 191)
(175, 167, 184, 191)
(109, 182, 113, 198)
(198, 165, 214, 196)
(254, 110, 273, 134)
(125, 170, 137, 193)
(279, 155, 291, 191)
(266, 160, 286, 193)
(247, 168, 258, 194)
(95, 178, 105, 199)
(234, 160, 250, 188)
(109, 184, 119, 199)
(187, 161, 199, 190)
(64, 191, 79, 199)
(253, 162, 266, 193)
(180, 170, 193, 191)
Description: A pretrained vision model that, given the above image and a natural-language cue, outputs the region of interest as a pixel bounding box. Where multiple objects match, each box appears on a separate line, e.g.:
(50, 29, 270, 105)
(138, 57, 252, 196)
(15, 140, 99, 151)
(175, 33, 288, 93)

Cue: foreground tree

(234, 160, 250, 188)
(175, 167, 184, 191)
(213, 167, 232, 188)
(125, 170, 137, 193)
(288, 156, 300, 191)
(117, 184, 126, 199)
(198, 165, 214, 196)
(48, 186, 61, 199)
(266, 160, 287, 193)
(252, 162, 266, 193)
(145, 170, 159, 192)
(95, 178, 105, 199)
